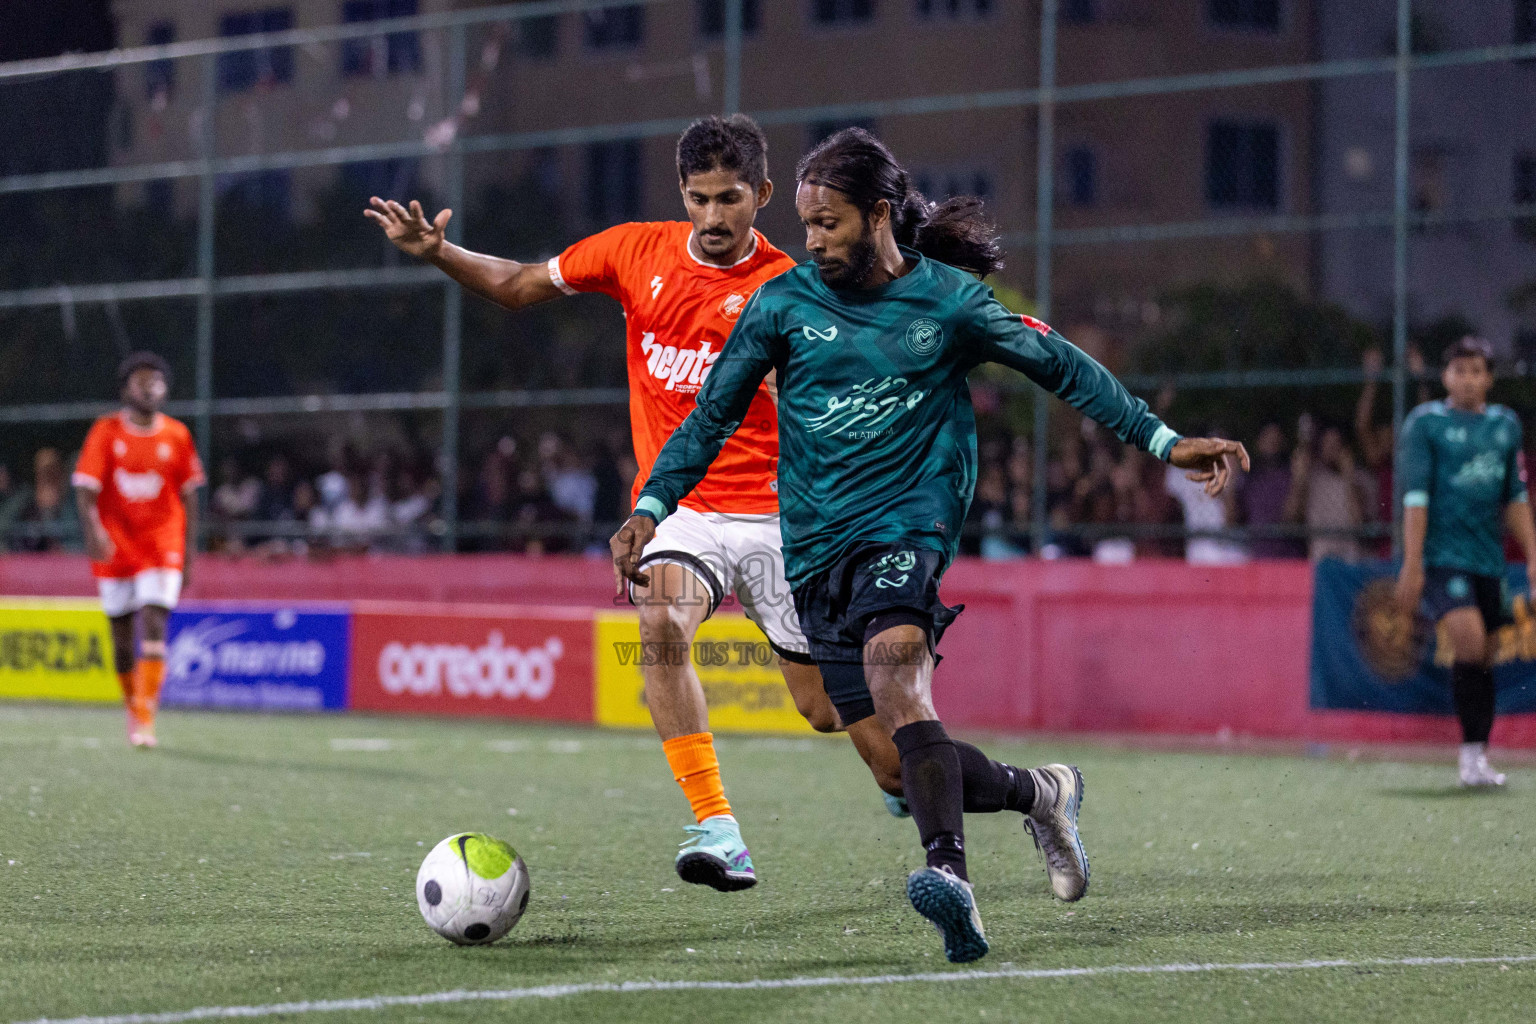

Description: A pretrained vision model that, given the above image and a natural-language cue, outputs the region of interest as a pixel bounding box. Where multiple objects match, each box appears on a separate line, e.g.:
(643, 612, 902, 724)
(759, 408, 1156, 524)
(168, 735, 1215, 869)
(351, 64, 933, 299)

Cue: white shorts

(98, 569, 183, 619)
(629, 506, 809, 659)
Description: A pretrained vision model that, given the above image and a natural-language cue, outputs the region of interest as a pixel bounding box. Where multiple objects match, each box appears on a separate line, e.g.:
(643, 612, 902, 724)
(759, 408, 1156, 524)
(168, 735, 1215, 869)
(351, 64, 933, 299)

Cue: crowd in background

(0, 349, 1490, 563)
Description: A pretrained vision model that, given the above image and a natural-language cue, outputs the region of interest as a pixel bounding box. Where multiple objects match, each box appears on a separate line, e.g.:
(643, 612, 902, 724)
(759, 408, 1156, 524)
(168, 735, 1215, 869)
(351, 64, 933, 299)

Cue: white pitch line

(14, 954, 1536, 1024)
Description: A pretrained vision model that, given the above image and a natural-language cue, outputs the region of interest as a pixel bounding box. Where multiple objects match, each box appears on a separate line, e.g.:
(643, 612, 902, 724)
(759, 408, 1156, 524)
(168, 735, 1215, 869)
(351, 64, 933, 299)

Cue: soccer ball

(416, 832, 530, 945)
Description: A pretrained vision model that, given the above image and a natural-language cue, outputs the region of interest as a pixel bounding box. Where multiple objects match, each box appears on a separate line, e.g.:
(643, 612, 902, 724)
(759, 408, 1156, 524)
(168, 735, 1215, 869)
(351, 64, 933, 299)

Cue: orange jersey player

(72, 352, 205, 748)
(368, 115, 903, 892)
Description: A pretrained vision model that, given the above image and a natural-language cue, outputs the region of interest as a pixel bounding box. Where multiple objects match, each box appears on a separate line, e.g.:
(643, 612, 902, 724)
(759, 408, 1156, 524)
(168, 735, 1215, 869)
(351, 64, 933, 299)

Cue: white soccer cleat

(1459, 744, 1506, 788)
(1024, 763, 1090, 901)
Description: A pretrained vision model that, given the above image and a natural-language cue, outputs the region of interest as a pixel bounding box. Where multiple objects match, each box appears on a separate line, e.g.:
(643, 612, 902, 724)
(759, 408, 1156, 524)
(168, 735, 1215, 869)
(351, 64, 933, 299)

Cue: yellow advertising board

(594, 611, 819, 734)
(0, 599, 120, 703)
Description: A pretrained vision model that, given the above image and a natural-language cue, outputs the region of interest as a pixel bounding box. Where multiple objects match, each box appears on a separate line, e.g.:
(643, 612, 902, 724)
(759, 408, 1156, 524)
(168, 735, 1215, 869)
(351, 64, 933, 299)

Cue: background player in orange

(72, 352, 205, 747)
(367, 115, 904, 891)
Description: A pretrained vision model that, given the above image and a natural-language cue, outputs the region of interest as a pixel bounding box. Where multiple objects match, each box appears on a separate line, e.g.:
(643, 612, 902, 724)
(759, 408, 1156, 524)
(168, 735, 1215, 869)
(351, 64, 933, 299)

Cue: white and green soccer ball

(416, 832, 530, 945)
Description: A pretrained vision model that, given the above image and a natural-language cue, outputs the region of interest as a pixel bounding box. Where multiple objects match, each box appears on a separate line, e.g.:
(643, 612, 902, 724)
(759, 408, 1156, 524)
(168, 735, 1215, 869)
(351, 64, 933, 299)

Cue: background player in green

(611, 128, 1248, 963)
(1395, 336, 1536, 787)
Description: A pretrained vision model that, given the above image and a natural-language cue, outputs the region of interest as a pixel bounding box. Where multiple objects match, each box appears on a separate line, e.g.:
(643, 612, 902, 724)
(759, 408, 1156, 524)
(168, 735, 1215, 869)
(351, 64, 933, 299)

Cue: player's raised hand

(610, 514, 657, 593)
(1168, 437, 1251, 497)
(364, 197, 451, 259)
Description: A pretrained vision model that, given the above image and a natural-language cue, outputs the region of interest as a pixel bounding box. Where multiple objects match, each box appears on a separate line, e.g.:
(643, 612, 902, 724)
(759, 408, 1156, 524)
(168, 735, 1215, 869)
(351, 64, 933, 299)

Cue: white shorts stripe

(12, 954, 1536, 1024)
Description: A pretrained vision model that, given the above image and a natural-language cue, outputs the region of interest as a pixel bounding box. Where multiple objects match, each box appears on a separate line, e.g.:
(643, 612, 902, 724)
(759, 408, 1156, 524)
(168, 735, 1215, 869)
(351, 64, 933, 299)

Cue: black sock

(952, 740, 1035, 814)
(1452, 662, 1496, 744)
(892, 720, 968, 881)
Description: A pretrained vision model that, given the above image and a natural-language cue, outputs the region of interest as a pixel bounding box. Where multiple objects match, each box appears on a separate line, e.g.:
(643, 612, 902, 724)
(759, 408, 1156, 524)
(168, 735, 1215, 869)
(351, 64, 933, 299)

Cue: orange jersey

(72, 412, 205, 578)
(550, 221, 795, 514)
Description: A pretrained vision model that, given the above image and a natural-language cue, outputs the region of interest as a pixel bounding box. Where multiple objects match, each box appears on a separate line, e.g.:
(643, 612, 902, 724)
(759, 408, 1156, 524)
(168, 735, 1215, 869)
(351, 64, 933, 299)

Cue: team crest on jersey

(113, 439, 128, 457)
(719, 293, 747, 321)
(157, 442, 172, 461)
(904, 318, 943, 356)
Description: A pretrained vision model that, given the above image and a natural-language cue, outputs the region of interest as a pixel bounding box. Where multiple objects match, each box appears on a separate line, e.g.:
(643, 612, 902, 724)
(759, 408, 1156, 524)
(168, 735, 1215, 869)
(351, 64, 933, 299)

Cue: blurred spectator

(1355, 349, 1395, 555)
(328, 472, 388, 550)
(0, 464, 26, 543)
(540, 432, 597, 522)
(1241, 423, 1305, 559)
(387, 465, 437, 553)
(590, 436, 628, 526)
(1165, 440, 1246, 566)
(18, 448, 79, 552)
(316, 443, 355, 511)
(254, 455, 297, 523)
(1287, 421, 1369, 562)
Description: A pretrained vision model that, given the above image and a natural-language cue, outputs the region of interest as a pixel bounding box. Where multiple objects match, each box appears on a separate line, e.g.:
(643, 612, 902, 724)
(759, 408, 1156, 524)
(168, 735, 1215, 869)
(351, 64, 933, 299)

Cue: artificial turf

(2, 702, 1534, 1023)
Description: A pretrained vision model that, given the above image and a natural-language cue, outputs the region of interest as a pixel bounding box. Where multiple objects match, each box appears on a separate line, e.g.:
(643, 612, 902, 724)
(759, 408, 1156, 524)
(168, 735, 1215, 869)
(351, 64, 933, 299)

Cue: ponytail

(797, 128, 1005, 279)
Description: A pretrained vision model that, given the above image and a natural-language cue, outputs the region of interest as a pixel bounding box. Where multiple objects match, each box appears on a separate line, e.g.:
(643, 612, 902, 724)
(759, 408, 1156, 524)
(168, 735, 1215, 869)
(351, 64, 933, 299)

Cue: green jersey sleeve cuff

(1512, 491, 1529, 505)
(1149, 425, 1181, 462)
(633, 495, 669, 524)
(1403, 490, 1429, 508)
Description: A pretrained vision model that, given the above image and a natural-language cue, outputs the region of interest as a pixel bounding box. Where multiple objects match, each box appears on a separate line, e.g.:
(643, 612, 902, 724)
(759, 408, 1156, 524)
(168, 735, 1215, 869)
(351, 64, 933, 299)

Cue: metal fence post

(723, 0, 743, 115)
(194, 53, 218, 542)
(1390, 0, 1411, 557)
(1030, 0, 1057, 555)
(441, 23, 467, 551)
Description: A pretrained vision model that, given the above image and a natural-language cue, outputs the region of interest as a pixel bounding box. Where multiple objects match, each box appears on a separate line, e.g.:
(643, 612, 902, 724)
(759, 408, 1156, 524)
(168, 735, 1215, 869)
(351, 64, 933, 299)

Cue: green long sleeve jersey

(1399, 399, 1528, 577)
(635, 249, 1182, 587)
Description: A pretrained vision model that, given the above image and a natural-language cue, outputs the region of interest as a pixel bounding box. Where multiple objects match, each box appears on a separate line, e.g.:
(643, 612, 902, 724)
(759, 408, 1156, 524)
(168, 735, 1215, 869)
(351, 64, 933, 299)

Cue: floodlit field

(2, 703, 1535, 1024)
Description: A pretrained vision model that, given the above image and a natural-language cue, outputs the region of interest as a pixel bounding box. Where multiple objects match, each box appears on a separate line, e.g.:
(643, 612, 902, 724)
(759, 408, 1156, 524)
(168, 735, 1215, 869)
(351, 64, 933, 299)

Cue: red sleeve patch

(1020, 315, 1053, 335)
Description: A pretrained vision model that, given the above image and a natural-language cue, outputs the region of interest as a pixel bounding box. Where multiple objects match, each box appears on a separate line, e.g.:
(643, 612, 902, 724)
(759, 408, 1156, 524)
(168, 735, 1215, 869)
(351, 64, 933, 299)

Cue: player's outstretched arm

(1167, 438, 1251, 498)
(364, 198, 563, 311)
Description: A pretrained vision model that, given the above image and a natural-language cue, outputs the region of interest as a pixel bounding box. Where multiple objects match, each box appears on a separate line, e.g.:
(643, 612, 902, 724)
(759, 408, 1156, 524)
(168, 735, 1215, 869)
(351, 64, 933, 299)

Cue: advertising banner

(164, 603, 351, 711)
(1310, 559, 1536, 714)
(0, 599, 118, 702)
(349, 603, 594, 721)
(594, 611, 817, 734)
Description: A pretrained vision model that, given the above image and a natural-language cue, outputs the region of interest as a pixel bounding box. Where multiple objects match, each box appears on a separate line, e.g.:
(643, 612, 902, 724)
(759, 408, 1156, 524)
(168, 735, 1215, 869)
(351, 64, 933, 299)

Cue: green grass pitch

(3, 703, 1536, 1023)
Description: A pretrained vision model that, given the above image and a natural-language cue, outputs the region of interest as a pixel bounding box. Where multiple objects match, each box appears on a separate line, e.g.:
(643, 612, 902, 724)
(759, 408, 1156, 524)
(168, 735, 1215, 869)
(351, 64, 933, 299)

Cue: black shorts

(1421, 566, 1510, 632)
(792, 543, 961, 726)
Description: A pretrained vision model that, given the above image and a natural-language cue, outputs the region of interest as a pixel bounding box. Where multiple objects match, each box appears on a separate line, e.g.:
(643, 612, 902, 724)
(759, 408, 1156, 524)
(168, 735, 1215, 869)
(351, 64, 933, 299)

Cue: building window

(145, 179, 175, 215)
(1208, 0, 1279, 32)
(218, 170, 292, 217)
(518, 15, 559, 58)
(586, 140, 642, 222)
(1206, 120, 1279, 210)
(1064, 147, 1096, 206)
(1060, 0, 1094, 24)
(1518, 0, 1536, 44)
(812, 0, 875, 26)
(808, 118, 878, 148)
(699, 0, 761, 37)
(1515, 153, 1536, 240)
(145, 22, 176, 103)
(584, 6, 644, 50)
(217, 9, 295, 93)
(341, 0, 422, 77)
(914, 169, 992, 202)
(914, 0, 992, 19)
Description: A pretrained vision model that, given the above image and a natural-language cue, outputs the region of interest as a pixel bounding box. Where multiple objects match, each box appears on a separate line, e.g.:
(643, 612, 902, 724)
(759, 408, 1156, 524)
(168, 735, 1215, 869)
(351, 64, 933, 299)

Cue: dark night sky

(0, 0, 115, 60)
(0, 0, 117, 176)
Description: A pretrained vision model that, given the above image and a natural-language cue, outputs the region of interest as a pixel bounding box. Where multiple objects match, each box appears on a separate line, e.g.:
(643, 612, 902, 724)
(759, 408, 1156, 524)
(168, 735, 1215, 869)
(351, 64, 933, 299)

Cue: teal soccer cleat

(675, 815, 757, 892)
(883, 792, 911, 818)
(906, 865, 988, 963)
(1024, 763, 1090, 901)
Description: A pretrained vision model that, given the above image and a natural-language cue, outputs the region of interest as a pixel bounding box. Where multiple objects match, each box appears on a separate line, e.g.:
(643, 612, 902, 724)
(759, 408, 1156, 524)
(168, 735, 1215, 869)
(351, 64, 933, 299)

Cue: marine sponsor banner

(0, 599, 118, 703)
(165, 603, 351, 711)
(1310, 559, 1536, 714)
(594, 611, 817, 734)
(349, 604, 593, 721)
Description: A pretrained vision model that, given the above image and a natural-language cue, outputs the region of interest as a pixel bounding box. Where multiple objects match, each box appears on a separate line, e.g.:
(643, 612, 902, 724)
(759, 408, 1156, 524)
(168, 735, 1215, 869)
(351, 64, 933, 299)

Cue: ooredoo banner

(349, 603, 594, 721)
(164, 603, 351, 711)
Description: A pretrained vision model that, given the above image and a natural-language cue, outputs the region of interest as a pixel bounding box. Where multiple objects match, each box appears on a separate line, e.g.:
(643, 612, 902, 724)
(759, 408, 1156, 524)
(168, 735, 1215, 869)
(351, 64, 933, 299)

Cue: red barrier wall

(11, 552, 1529, 745)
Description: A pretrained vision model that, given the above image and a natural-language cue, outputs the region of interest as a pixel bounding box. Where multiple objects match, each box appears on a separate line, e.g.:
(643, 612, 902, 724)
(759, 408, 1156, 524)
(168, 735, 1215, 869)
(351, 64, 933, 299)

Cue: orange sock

(662, 732, 733, 823)
(117, 671, 136, 707)
(135, 659, 166, 718)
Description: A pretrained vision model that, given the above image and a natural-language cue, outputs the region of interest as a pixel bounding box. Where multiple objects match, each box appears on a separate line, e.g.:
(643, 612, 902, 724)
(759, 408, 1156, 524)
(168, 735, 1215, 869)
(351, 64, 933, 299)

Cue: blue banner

(1310, 559, 1536, 714)
(165, 603, 350, 712)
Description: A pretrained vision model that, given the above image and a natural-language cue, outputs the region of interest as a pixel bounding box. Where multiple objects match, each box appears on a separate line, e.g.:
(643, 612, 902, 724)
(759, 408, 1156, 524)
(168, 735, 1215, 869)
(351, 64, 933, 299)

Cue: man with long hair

(367, 115, 904, 893)
(614, 128, 1247, 962)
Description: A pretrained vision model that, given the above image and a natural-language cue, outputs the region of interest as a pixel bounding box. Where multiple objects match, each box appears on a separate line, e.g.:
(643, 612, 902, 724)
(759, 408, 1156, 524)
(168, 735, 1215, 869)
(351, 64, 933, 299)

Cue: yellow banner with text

(0, 599, 120, 703)
(593, 611, 818, 734)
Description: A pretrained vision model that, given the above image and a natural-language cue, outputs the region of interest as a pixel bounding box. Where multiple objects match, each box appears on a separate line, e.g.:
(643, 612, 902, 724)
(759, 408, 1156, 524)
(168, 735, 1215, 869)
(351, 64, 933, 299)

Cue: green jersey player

(611, 129, 1247, 962)
(1395, 336, 1536, 787)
